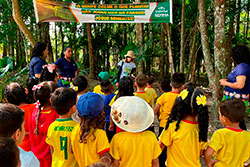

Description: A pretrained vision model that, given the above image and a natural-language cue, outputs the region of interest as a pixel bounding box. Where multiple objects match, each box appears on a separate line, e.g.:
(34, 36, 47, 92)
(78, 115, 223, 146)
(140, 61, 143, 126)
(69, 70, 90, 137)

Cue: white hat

(111, 96, 154, 133)
(125, 50, 136, 59)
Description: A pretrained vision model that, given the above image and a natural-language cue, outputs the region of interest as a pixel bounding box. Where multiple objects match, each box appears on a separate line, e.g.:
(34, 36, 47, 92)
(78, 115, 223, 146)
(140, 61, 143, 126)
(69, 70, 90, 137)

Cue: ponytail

(34, 102, 42, 135)
(197, 106, 209, 142)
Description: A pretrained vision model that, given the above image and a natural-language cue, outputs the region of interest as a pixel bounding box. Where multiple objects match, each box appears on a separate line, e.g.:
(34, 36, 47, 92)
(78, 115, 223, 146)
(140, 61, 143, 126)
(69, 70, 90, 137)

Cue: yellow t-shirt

(110, 131, 162, 167)
(46, 118, 78, 167)
(109, 95, 117, 107)
(71, 125, 110, 167)
(134, 92, 152, 107)
(208, 127, 250, 167)
(159, 120, 207, 167)
(156, 92, 179, 127)
(145, 87, 157, 107)
(93, 85, 104, 95)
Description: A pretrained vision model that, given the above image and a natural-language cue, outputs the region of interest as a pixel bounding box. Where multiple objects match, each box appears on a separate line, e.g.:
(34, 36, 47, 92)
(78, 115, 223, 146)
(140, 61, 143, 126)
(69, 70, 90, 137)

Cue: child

(0, 103, 40, 167)
(154, 72, 185, 134)
(205, 98, 250, 167)
(110, 96, 162, 167)
(145, 76, 158, 107)
(93, 71, 110, 95)
(40, 64, 58, 83)
(71, 92, 111, 167)
(134, 74, 152, 106)
(160, 79, 171, 93)
(100, 80, 116, 142)
(3, 82, 35, 151)
(108, 76, 135, 133)
(0, 137, 20, 167)
(46, 88, 78, 167)
(28, 81, 58, 167)
(159, 87, 209, 167)
(70, 75, 88, 98)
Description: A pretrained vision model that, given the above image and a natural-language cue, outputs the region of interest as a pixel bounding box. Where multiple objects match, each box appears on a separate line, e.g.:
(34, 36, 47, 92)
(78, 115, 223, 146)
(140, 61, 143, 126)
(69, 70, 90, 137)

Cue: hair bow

(32, 84, 43, 91)
(196, 95, 207, 106)
(35, 100, 40, 108)
(42, 64, 55, 73)
(70, 82, 78, 91)
(178, 89, 189, 100)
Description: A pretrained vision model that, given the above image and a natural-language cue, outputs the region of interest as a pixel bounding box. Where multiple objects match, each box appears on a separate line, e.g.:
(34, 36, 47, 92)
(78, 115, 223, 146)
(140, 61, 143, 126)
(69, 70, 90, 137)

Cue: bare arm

(152, 158, 159, 167)
(35, 74, 41, 78)
(204, 146, 218, 167)
(50, 146, 54, 155)
(112, 159, 120, 167)
(220, 75, 246, 89)
(158, 140, 165, 151)
(109, 113, 114, 131)
(154, 104, 161, 115)
(75, 67, 79, 77)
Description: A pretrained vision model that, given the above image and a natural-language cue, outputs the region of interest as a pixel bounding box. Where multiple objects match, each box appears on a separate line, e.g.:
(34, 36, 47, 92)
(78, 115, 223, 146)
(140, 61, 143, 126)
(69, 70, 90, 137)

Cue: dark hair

(0, 137, 20, 167)
(136, 74, 148, 88)
(231, 45, 250, 65)
(31, 42, 47, 59)
(72, 76, 88, 93)
(115, 76, 134, 100)
(3, 83, 29, 105)
(160, 79, 171, 92)
(219, 98, 246, 123)
(166, 86, 209, 142)
(87, 162, 108, 167)
(40, 66, 57, 82)
(79, 111, 105, 144)
(33, 81, 58, 135)
(61, 46, 72, 58)
(171, 72, 185, 88)
(0, 103, 24, 137)
(100, 80, 113, 94)
(26, 77, 39, 103)
(148, 76, 155, 85)
(51, 88, 77, 115)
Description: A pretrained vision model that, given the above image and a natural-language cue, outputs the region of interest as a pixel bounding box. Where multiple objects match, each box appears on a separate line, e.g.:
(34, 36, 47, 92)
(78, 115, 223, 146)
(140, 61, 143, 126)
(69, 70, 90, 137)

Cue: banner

(33, 0, 172, 23)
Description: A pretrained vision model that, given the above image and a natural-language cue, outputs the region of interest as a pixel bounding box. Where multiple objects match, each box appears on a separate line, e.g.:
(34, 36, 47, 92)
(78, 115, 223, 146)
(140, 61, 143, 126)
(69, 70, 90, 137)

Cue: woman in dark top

(220, 45, 250, 130)
(54, 46, 79, 87)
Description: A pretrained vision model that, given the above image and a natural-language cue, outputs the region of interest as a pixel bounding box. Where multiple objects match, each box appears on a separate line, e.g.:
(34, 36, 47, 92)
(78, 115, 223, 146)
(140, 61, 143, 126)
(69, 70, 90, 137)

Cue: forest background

(0, 0, 250, 122)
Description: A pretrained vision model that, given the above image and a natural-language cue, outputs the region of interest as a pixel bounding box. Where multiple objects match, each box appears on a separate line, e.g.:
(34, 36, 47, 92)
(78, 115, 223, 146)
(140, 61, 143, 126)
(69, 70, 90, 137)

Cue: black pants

(158, 127, 167, 167)
(104, 122, 116, 142)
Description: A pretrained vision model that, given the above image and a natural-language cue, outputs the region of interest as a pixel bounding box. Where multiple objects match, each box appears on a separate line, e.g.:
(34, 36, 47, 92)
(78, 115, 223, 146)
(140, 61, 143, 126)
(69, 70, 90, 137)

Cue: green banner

(33, 0, 172, 23)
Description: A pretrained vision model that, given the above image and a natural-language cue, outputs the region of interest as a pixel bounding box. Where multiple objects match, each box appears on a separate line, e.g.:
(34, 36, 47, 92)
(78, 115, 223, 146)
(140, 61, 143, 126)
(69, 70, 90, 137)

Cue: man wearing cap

(116, 50, 136, 83)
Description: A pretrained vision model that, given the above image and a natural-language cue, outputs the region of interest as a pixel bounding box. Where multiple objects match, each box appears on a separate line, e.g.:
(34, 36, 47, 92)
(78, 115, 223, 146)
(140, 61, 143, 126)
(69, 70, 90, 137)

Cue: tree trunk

(180, 0, 186, 73)
(165, 23, 175, 74)
(198, 0, 220, 121)
(160, 23, 166, 79)
(246, 0, 250, 39)
(3, 43, 7, 57)
(55, 23, 58, 60)
(59, 23, 65, 51)
(86, 23, 95, 79)
(236, 0, 241, 34)
(12, 0, 36, 47)
(186, 31, 197, 82)
(72, 23, 78, 62)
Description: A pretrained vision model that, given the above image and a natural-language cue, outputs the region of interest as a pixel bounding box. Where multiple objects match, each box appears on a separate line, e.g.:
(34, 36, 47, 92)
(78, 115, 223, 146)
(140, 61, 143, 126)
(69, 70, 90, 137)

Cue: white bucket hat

(125, 50, 136, 59)
(111, 96, 154, 133)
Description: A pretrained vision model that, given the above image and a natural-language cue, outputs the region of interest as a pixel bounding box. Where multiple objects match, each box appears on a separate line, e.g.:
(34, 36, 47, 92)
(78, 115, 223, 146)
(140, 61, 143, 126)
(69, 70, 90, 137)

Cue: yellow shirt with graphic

(93, 85, 104, 95)
(71, 125, 110, 167)
(156, 92, 179, 127)
(110, 131, 162, 167)
(46, 118, 78, 167)
(145, 87, 157, 107)
(134, 92, 152, 107)
(208, 127, 250, 167)
(159, 120, 207, 167)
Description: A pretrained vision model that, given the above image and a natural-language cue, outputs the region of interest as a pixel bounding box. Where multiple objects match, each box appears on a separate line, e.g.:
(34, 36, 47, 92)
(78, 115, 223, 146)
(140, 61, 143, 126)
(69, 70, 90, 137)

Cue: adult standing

(29, 42, 48, 79)
(116, 50, 136, 84)
(54, 46, 79, 87)
(220, 45, 250, 130)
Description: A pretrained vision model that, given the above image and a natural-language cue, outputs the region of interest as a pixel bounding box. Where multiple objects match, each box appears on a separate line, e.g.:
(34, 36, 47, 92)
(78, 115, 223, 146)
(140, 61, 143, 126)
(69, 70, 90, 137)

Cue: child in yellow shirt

(205, 98, 250, 167)
(110, 96, 162, 167)
(134, 74, 152, 107)
(93, 71, 110, 95)
(145, 76, 158, 107)
(154, 72, 185, 134)
(71, 92, 111, 167)
(159, 85, 209, 167)
(46, 88, 78, 167)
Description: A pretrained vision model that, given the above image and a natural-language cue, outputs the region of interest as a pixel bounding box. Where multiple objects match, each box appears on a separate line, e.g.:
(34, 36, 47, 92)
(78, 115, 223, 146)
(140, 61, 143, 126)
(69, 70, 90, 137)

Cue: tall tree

(180, 0, 186, 73)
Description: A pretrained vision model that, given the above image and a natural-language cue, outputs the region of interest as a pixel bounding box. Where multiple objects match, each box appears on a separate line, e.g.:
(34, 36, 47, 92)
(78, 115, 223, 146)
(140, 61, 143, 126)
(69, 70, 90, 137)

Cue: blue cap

(77, 92, 105, 119)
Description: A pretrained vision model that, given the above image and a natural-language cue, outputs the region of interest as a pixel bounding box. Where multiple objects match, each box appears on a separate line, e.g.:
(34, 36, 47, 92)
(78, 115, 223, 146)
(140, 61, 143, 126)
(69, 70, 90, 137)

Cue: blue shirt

(225, 63, 250, 94)
(19, 147, 40, 167)
(29, 57, 46, 77)
(54, 58, 77, 78)
(104, 93, 116, 122)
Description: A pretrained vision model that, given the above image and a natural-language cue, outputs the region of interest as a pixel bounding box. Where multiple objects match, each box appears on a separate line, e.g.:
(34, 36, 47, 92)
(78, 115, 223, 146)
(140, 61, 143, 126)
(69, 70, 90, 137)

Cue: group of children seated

(0, 66, 249, 167)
